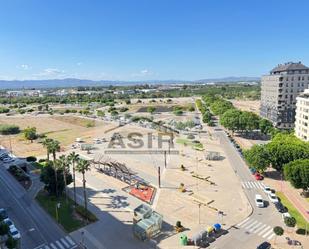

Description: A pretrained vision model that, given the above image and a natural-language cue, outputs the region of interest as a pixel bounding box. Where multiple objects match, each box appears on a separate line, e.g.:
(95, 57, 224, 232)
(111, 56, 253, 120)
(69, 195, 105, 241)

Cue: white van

(255, 194, 264, 208)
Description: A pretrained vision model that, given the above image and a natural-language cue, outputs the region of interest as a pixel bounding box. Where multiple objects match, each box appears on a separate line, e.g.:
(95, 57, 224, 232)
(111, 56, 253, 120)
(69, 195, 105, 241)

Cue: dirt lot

(0, 114, 112, 157)
(231, 100, 260, 114)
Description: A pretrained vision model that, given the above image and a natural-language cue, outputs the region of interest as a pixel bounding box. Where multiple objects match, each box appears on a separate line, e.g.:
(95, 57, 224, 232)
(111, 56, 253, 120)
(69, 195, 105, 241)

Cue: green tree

(259, 118, 273, 135)
(0, 222, 9, 242)
(210, 99, 234, 116)
(23, 126, 37, 143)
(240, 111, 260, 134)
(58, 155, 70, 201)
(76, 159, 91, 213)
(244, 145, 270, 173)
(147, 106, 156, 114)
(0, 125, 20, 135)
(220, 109, 242, 133)
(284, 216, 297, 227)
(267, 134, 309, 171)
(5, 236, 18, 249)
(284, 159, 309, 192)
(42, 138, 53, 161)
(273, 226, 284, 244)
(68, 152, 80, 205)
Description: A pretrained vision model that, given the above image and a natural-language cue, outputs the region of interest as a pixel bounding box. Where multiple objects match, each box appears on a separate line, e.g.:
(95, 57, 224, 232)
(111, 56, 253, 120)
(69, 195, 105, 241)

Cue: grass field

(277, 192, 309, 230)
(36, 191, 92, 232)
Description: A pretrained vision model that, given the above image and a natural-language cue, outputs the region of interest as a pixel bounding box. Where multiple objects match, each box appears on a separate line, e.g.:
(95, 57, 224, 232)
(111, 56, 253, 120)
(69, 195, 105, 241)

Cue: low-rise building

(295, 89, 309, 141)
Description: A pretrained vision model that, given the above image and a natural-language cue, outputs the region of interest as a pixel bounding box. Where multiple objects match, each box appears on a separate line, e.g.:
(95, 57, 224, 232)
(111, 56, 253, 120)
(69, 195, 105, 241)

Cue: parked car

(257, 241, 271, 249)
(255, 194, 264, 208)
(274, 202, 288, 213)
(3, 218, 15, 229)
(249, 168, 256, 175)
(9, 226, 21, 239)
(0, 208, 8, 219)
(3, 157, 14, 163)
(282, 212, 291, 220)
(263, 186, 272, 195)
(254, 172, 264, 180)
(268, 193, 279, 203)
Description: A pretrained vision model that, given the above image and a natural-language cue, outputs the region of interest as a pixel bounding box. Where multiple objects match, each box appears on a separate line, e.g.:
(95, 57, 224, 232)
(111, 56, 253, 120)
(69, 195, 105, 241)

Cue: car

(0, 208, 8, 219)
(274, 202, 288, 213)
(3, 157, 14, 163)
(256, 241, 271, 249)
(9, 226, 21, 239)
(263, 186, 272, 195)
(268, 193, 279, 203)
(255, 194, 264, 208)
(254, 172, 264, 180)
(249, 168, 257, 175)
(282, 212, 291, 220)
(3, 218, 15, 229)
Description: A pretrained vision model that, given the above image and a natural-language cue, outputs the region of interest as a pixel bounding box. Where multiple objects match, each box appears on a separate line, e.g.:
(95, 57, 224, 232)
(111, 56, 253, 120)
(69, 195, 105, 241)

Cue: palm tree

(48, 139, 61, 196)
(68, 152, 79, 205)
(42, 138, 53, 161)
(76, 159, 91, 215)
(58, 155, 69, 202)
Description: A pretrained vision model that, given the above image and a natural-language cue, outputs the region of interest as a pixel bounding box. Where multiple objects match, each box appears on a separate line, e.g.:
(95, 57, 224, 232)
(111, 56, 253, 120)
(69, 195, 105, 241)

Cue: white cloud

(131, 69, 154, 77)
(77, 62, 83, 66)
(33, 68, 66, 79)
(18, 64, 31, 70)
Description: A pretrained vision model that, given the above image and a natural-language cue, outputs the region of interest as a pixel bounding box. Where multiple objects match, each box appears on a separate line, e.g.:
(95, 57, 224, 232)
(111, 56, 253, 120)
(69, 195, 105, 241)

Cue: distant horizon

(1, 1, 309, 81)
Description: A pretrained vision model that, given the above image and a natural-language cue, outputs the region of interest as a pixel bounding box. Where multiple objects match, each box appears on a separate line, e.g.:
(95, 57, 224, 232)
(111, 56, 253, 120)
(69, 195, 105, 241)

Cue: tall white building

(295, 89, 309, 141)
(260, 62, 309, 129)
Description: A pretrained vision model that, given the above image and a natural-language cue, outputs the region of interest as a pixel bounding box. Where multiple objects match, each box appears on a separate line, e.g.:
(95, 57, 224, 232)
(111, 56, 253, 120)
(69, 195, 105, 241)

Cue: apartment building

(295, 89, 309, 141)
(260, 62, 309, 129)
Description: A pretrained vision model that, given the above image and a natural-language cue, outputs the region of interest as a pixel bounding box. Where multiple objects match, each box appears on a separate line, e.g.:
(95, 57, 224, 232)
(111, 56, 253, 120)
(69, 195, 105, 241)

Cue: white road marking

(254, 182, 260, 188)
(50, 243, 57, 249)
(60, 238, 70, 248)
(29, 228, 35, 232)
(241, 182, 245, 188)
(267, 233, 275, 240)
(65, 236, 75, 246)
(56, 240, 65, 249)
(254, 224, 267, 234)
(243, 220, 258, 230)
(248, 222, 262, 232)
(258, 225, 271, 236)
(262, 227, 274, 238)
(237, 217, 250, 226)
(247, 182, 253, 188)
(239, 219, 253, 228)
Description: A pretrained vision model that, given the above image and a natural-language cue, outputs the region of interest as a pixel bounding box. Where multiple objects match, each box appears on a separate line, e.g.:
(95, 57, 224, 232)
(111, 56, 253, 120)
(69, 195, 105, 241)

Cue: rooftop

(270, 62, 309, 74)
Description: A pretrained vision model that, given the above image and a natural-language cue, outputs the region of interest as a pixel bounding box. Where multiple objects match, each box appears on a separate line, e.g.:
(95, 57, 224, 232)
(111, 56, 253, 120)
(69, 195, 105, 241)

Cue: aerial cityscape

(0, 1, 309, 249)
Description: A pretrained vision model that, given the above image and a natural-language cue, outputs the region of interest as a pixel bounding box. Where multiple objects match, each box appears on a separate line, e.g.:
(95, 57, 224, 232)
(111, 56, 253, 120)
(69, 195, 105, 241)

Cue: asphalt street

(205, 126, 285, 249)
(0, 162, 77, 249)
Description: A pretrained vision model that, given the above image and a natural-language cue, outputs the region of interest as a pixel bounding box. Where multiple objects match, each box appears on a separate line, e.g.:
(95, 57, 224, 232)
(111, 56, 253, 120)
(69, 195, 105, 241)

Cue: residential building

(260, 62, 309, 129)
(295, 89, 309, 141)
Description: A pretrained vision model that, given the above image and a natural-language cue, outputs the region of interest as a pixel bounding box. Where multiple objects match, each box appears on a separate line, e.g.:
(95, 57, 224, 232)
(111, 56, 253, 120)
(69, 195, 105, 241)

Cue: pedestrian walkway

(241, 181, 265, 189)
(34, 236, 77, 249)
(236, 218, 275, 241)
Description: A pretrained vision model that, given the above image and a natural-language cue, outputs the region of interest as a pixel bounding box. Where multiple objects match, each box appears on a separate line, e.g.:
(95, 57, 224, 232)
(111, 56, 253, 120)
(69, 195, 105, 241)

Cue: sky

(1, 0, 309, 81)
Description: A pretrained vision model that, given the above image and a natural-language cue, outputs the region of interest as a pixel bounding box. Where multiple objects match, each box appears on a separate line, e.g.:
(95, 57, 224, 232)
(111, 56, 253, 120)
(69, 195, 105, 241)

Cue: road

(205, 124, 284, 249)
(0, 162, 78, 249)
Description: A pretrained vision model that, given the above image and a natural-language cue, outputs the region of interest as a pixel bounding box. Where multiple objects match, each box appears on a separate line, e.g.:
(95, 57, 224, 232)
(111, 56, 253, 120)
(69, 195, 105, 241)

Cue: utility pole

(164, 151, 167, 169)
(158, 166, 161, 188)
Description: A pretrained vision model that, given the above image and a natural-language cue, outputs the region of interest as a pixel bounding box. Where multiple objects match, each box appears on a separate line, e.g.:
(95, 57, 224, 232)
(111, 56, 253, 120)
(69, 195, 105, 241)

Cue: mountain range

(0, 77, 260, 90)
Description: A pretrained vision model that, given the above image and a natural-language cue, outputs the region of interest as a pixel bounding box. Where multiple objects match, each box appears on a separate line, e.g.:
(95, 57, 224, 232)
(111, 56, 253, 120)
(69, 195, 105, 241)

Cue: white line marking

(262, 228, 274, 238)
(267, 233, 275, 240)
(254, 182, 260, 189)
(254, 224, 267, 234)
(237, 217, 250, 226)
(240, 219, 253, 228)
(241, 182, 245, 188)
(258, 226, 271, 236)
(247, 182, 253, 188)
(60, 238, 69, 248)
(50, 243, 57, 249)
(56, 241, 65, 249)
(248, 222, 262, 232)
(65, 236, 75, 246)
(243, 220, 258, 230)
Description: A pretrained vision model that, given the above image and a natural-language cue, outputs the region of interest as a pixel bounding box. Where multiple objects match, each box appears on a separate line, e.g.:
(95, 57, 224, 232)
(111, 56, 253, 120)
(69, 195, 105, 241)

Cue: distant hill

(0, 77, 260, 90)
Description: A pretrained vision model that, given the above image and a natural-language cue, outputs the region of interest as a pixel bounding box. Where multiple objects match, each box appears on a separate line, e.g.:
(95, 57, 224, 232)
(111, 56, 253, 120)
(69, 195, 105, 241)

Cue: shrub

(0, 124, 20, 135)
(38, 158, 46, 163)
(0, 107, 9, 113)
(284, 216, 297, 227)
(296, 228, 309, 235)
(26, 156, 37, 162)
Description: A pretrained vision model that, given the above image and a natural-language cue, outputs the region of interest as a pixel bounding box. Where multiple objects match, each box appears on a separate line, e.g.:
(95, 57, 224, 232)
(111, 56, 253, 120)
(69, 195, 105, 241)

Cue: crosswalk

(236, 218, 275, 241)
(35, 236, 77, 249)
(241, 181, 265, 189)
